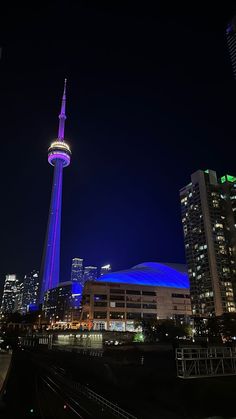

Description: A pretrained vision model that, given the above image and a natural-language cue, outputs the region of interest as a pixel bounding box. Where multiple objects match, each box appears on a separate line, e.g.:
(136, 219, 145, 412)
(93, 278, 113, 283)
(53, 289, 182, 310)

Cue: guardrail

(53, 368, 137, 419)
(176, 346, 236, 360)
(74, 381, 137, 419)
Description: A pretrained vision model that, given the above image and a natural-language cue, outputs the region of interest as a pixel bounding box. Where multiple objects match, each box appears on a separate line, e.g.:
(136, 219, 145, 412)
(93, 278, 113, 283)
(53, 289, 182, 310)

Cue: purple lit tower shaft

(41, 160, 63, 290)
(39, 80, 71, 303)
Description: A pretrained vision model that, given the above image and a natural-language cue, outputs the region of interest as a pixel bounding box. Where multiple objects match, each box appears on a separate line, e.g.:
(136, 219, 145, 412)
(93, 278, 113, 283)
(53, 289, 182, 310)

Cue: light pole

(38, 314, 41, 330)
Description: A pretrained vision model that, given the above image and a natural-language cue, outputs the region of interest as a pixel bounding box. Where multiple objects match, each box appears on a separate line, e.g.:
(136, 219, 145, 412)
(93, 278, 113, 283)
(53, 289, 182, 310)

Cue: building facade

(180, 170, 236, 317)
(20, 270, 39, 313)
(84, 266, 98, 283)
(71, 258, 84, 285)
(39, 79, 72, 303)
(1, 274, 20, 313)
(80, 262, 191, 331)
(43, 281, 82, 325)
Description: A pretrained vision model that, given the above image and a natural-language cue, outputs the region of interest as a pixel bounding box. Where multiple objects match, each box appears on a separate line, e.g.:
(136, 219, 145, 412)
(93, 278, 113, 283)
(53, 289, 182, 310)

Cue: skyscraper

(43, 281, 82, 323)
(39, 80, 72, 303)
(100, 264, 111, 276)
(0, 274, 20, 313)
(226, 16, 236, 80)
(21, 270, 39, 313)
(180, 170, 236, 317)
(84, 266, 98, 283)
(17, 280, 24, 313)
(71, 258, 84, 285)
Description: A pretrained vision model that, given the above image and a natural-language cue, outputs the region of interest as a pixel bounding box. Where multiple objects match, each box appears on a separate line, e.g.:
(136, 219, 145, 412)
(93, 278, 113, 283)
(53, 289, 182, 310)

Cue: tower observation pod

(38, 79, 72, 304)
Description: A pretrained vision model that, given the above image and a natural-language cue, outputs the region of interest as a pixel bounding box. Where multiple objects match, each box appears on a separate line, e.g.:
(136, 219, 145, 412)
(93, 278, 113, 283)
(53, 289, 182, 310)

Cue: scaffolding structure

(176, 346, 236, 378)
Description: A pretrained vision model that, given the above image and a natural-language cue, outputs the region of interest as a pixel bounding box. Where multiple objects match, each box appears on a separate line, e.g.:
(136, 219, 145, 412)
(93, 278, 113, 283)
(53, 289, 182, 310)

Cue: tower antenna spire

(58, 78, 67, 140)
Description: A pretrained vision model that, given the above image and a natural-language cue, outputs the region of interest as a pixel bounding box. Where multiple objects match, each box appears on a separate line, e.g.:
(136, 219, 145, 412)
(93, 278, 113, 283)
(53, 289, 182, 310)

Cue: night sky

(1, 2, 236, 289)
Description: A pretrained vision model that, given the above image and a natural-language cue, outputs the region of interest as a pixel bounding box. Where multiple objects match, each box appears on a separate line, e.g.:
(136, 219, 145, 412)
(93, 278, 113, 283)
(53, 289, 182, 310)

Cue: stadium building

(80, 262, 191, 331)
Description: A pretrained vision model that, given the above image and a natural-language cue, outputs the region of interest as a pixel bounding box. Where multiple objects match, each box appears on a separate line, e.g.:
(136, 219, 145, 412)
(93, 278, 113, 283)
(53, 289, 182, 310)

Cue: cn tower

(39, 79, 71, 303)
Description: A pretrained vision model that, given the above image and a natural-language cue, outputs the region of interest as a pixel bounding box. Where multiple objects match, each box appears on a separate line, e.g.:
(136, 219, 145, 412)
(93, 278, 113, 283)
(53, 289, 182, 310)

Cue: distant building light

(101, 264, 111, 270)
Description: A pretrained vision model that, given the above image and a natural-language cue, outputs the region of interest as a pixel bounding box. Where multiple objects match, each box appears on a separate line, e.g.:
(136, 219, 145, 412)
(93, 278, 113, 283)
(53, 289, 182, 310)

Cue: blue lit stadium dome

(97, 262, 189, 289)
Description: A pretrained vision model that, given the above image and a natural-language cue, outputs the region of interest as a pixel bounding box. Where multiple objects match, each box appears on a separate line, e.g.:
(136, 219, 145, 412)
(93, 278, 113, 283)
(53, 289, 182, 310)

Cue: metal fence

(176, 346, 236, 379)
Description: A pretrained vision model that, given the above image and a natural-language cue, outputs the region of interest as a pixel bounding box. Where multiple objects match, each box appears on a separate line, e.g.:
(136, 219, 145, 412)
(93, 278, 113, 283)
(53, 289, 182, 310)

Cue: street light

(38, 314, 41, 329)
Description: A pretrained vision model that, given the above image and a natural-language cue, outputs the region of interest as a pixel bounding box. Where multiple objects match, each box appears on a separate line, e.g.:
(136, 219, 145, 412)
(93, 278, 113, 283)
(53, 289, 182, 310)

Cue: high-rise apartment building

(226, 16, 236, 80)
(100, 264, 111, 276)
(17, 280, 24, 312)
(43, 281, 81, 323)
(84, 266, 98, 283)
(0, 274, 20, 313)
(21, 270, 39, 313)
(180, 170, 236, 317)
(71, 258, 84, 285)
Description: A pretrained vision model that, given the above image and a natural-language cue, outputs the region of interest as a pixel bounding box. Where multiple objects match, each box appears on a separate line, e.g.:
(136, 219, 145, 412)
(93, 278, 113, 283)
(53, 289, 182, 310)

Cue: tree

(7, 312, 23, 323)
(141, 319, 191, 343)
(220, 313, 236, 341)
(206, 316, 221, 343)
(192, 314, 236, 344)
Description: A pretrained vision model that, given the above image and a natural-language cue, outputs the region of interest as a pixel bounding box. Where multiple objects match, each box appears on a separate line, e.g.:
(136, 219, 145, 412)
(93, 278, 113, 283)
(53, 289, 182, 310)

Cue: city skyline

(2, 5, 236, 419)
(0, 259, 112, 302)
(1, 3, 236, 289)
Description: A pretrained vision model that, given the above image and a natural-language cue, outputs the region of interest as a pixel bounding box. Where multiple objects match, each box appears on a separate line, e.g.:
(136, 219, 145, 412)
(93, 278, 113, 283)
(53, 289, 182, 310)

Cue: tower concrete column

(38, 79, 72, 304)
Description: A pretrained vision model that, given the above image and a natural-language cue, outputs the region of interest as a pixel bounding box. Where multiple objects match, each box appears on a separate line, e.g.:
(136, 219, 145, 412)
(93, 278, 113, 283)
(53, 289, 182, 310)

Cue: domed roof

(97, 262, 189, 289)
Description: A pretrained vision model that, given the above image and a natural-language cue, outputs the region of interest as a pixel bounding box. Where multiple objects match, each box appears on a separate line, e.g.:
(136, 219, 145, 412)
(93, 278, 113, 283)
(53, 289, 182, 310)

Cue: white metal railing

(176, 346, 236, 360)
(176, 346, 236, 379)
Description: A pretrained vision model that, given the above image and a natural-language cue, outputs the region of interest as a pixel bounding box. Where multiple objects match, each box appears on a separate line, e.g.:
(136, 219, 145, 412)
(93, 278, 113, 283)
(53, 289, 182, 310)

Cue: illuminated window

(94, 312, 107, 319)
(110, 312, 124, 319)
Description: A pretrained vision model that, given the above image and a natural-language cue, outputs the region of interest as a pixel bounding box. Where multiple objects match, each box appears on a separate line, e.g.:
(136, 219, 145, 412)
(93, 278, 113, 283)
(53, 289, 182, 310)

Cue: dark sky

(1, 1, 236, 288)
